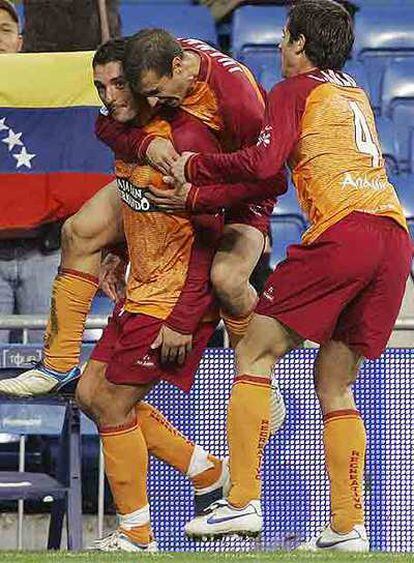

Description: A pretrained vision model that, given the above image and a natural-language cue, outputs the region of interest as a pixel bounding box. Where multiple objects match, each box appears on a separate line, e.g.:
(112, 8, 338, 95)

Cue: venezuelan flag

(0, 51, 113, 229)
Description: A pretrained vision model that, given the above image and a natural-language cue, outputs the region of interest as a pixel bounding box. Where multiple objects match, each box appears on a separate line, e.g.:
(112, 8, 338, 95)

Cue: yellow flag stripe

(0, 51, 101, 108)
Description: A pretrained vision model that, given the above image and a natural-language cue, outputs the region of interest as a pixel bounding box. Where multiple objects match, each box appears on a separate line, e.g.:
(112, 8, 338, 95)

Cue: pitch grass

(0, 552, 412, 562)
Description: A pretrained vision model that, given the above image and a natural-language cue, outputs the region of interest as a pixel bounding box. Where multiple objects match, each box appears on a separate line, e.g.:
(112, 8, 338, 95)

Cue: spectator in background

(23, 0, 120, 52)
(0, 2, 60, 343)
(0, 0, 22, 53)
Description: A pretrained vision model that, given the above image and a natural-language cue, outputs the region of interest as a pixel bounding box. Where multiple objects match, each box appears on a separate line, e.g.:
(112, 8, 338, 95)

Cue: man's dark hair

(287, 0, 354, 70)
(124, 28, 184, 92)
(0, 0, 19, 25)
(92, 38, 127, 68)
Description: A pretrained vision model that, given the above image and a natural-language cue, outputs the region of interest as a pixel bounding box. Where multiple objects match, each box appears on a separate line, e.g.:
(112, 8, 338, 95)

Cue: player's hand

(146, 138, 179, 175)
(151, 324, 193, 366)
(146, 181, 191, 212)
(99, 253, 127, 302)
(169, 152, 195, 184)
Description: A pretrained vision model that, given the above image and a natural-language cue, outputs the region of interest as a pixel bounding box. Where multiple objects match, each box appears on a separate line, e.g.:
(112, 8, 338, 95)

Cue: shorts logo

(263, 285, 275, 302)
(257, 125, 272, 148)
(136, 354, 155, 368)
(116, 177, 159, 213)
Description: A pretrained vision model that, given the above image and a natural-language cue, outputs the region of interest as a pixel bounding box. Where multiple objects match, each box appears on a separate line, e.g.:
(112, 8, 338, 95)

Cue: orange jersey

(97, 110, 223, 333)
(289, 71, 407, 243)
(188, 69, 407, 243)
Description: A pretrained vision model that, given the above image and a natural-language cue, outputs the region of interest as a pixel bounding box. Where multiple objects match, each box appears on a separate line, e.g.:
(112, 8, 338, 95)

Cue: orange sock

(323, 409, 366, 533)
(100, 417, 151, 545)
(221, 310, 255, 348)
(136, 402, 222, 489)
(43, 268, 98, 372)
(227, 375, 271, 508)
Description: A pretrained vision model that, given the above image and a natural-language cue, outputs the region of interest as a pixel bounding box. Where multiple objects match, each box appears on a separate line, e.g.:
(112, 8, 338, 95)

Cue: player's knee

(61, 213, 95, 256)
(211, 262, 246, 305)
(75, 376, 99, 421)
(61, 215, 85, 255)
(314, 376, 351, 405)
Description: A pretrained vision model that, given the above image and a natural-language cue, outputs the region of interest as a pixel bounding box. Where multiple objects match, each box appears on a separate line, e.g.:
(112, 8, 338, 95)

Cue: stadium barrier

(0, 316, 413, 552)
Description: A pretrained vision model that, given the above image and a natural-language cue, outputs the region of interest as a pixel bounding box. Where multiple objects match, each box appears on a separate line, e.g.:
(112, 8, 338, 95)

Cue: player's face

(138, 58, 189, 109)
(93, 61, 137, 123)
(0, 9, 22, 54)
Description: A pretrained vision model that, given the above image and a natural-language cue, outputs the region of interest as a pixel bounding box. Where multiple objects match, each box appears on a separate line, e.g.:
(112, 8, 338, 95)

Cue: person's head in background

(0, 0, 22, 53)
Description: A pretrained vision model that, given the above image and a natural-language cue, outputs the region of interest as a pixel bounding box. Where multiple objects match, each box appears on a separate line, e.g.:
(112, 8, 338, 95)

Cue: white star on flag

(13, 146, 36, 169)
(0, 118, 8, 132)
(2, 128, 23, 151)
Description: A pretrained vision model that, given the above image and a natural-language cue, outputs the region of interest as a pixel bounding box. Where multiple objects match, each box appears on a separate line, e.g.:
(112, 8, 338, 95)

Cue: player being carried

(154, 0, 412, 552)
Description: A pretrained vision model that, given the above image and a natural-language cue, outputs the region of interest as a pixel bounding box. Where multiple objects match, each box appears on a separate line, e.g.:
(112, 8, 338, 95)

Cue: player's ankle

(192, 455, 222, 490)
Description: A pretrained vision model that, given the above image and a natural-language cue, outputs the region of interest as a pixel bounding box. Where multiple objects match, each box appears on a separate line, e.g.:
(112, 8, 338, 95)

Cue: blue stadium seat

(354, 0, 414, 6)
(269, 217, 304, 269)
(381, 60, 414, 172)
(232, 6, 285, 81)
(392, 173, 414, 239)
(83, 291, 114, 343)
(270, 183, 307, 268)
(259, 64, 282, 92)
(343, 60, 371, 99)
(411, 133, 414, 173)
(376, 116, 399, 175)
(353, 7, 414, 112)
(119, 4, 217, 45)
(393, 173, 414, 217)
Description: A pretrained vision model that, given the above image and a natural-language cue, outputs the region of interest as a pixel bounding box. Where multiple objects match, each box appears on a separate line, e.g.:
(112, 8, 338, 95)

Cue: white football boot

(185, 498, 262, 539)
(298, 523, 369, 552)
(194, 457, 231, 515)
(270, 379, 286, 434)
(0, 363, 80, 397)
(88, 529, 158, 552)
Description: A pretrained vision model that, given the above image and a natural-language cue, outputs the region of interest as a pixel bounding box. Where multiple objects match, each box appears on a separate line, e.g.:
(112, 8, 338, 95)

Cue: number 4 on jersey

(349, 101, 381, 168)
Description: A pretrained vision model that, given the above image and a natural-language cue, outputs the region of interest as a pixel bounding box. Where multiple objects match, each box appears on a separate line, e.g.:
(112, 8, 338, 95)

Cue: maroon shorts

(91, 302, 216, 392)
(256, 212, 413, 359)
(226, 197, 275, 234)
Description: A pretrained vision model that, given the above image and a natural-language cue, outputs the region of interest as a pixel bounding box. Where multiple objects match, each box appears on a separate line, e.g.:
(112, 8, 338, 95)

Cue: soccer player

(112, 28, 286, 347)
(179, 0, 412, 552)
(76, 48, 230, 552)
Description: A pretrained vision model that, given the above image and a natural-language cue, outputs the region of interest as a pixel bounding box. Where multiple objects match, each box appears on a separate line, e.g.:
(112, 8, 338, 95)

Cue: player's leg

(77, 362, 228, 515)
(303, 218, 412, 553)
(0, 181, 123, 396)
(298, 340, 370, 552)
(43, 180, 123, 371)
(185, 313, 302, 538)
(76, 360, 156, 551)
(212, 220, 287, 433)
(211, 223, 264, 347)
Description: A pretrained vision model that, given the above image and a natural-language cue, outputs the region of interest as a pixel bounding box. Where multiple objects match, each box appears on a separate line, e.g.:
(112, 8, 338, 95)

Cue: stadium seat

(376, 116, 399, 175)
(270, 183, 307, 268)
(343, 59, 371, 99)
(381, 60, 414, 172)
(232, 6, 285, 81)
(411, 133, 414, 173)
(269, 217, 304, 269)
(83, 291, 114, 343)
(119, 3, 217, 45)
(0, 394, 82, 549)
(353, 6, 414, 112)
(273, 180, 306, 222)
(392, 173, 414, 240)
(259, 65, 282, 92)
